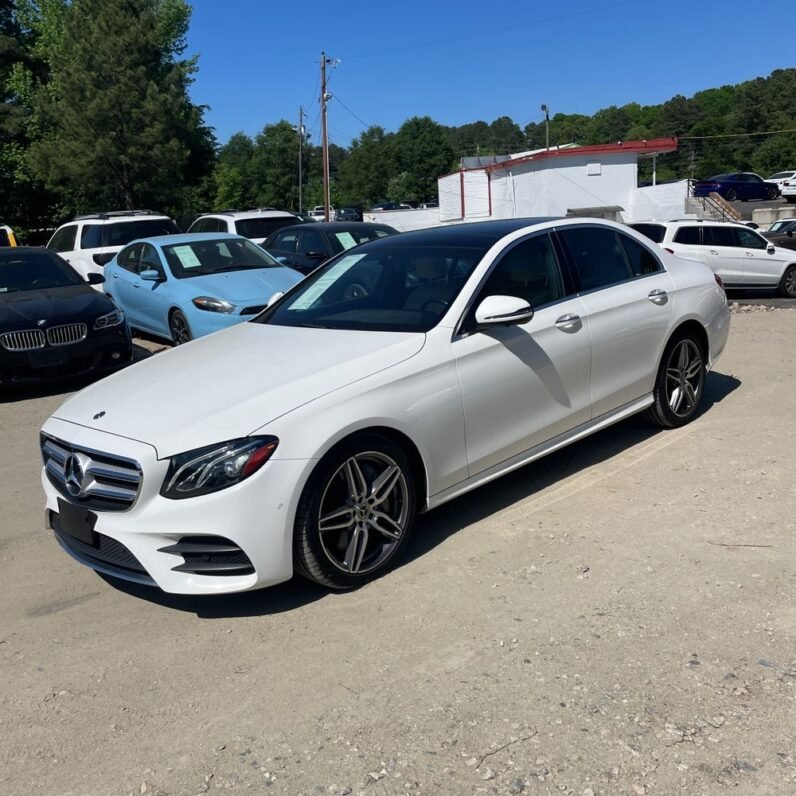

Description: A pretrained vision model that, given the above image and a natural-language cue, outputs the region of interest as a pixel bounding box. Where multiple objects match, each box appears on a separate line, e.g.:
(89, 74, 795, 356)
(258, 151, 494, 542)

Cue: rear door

(701, 226, 747, 285)
(110, 243, 144, 327)
(557, 225, 674, 417)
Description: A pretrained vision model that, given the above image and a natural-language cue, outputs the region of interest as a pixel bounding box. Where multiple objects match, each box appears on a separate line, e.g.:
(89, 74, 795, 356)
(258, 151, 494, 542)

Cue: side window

(298, 229, 326, 255)
(704, 226, 738, 247)
(117, 243, 142, 273)
(618, 233, 662, 276)
(270, 230, 298, 253)
(673, 227, 700, 245)
(736, 228, 766, 249)
(80, 224, 103, 249)
(478, 233, 566, 307)
(48, 225, 77, 253)
(139, 243, 163, 274)
(0, 229, 9, 247)
(559, 227, 632, 292)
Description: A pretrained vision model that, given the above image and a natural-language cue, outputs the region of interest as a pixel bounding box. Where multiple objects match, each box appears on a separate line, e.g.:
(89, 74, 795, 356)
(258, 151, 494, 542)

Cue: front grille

(0, 329, 45, 351)
(159, 536, 255, 576)
(52, 514, 149, 576)
(41, 434, 142, 512)
(0, 323, 87, 351)
(240, 305, 266, 316)
(47, 323, 87, 346)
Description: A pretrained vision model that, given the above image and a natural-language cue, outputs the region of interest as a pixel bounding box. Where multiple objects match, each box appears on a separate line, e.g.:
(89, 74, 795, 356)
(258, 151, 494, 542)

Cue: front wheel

(724, 188, 738, 202)
(293, 433, 417, 589)
(779, 265, 796, 298)
(645, 333, 706, 428)
(169, 309, 192, 345)
(767, 185, 779, 200)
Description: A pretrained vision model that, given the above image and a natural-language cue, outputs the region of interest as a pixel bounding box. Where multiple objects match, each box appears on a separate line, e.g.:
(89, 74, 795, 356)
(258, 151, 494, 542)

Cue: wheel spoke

(666, 367, 680, 382)
(344, 457, 368, 501)
(669, 386, 683, 413)
(685, 359, 702, 379)
(369, 510, 403, 540)
(677, 341, 688, 369)
(318, 505, 354, 533)
(343, 525, 368, 573)
(370, 465, 401, 506)
(683, 381, 697, 409)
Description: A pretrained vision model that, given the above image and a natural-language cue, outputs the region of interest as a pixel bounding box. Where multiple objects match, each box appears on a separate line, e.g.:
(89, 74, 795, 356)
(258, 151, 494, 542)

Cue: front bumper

(0, 326, 132, 385)
(41, 417, 312, 594)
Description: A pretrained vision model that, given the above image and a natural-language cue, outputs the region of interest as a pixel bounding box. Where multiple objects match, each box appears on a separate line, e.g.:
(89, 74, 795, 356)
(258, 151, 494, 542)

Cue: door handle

(132, 283, 140, 288)
(709, 250, 719, 255)
(555, 313, 581, 330)
(745, 252, 754, 257)
(648, 288, 668, 304)
(112, 274, 118, 279)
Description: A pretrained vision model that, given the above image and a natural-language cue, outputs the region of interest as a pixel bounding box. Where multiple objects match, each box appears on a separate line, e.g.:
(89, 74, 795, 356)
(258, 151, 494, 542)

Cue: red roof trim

(474, 138, 679, 174)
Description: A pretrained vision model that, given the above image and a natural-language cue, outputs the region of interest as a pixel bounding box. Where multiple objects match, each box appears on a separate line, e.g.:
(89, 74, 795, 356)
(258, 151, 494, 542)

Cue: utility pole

(320, 52, 332, 222)
(541, 104, 550, 151)
(297, 106, 304, 213)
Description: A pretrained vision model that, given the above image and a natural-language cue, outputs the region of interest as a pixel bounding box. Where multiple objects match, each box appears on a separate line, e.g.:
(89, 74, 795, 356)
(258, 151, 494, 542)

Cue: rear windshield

(235, 217, 298, 239)
(629, 223, 666, 244)
(81, 219, 180, 249)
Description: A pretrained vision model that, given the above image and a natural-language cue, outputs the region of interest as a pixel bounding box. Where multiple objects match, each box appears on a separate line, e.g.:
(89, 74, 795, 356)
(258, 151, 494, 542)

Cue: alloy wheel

(783, 267, 796, 298)
(170, 311, 191, 345)
(317, 451, 410, 575)
(665, 339, 704, 418)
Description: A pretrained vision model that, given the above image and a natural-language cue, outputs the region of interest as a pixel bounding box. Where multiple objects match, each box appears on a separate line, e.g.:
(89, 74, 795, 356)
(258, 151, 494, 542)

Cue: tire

(786, 197, 796, 205)
(644, 332, 706, 428)
(168, 309, 192, 345)
(725, 188, 737, 202)
(767, 185, 779, 200)
(779, 265, 796, 298)
(293, 433, 417, 589)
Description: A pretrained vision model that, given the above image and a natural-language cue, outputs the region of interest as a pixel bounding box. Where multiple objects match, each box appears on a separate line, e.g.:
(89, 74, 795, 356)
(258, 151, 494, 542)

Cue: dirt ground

(0, 310, 794, 796)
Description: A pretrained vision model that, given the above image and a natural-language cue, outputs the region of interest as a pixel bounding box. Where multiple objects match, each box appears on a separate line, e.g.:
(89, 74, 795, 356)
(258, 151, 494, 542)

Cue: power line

(344, 0, 644, 60)
(332, 94, 370, 131)
(680, 127, 796, 140)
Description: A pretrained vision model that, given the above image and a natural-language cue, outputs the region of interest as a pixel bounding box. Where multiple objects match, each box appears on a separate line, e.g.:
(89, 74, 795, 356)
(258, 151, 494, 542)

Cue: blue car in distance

(105, 233, 303, 344)
(693, 172, 779, 202)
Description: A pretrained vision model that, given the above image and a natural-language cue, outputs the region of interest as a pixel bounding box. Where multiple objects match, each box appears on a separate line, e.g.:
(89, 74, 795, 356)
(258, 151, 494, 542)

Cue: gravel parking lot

(1, 309, 794, 796)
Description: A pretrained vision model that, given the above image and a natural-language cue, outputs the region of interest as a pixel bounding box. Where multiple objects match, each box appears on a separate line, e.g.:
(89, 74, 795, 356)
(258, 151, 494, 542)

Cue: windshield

(162, 238, 283, 279)
(257, 242, 486, 333)
(235, 217, 297, 239)
(328, 227, 395, 254)
(629, 223, 666, 243)
(0, 250, 83, 293)
(769, 219, 796, 233)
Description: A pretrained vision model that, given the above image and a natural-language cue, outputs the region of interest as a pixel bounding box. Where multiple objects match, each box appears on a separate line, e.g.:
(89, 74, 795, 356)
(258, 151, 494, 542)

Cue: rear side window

(618, 233, 662, 276)
(81, 224, 103, 249)
(0, 229, 9, 247)
(558, 227, 631, 291)
(673, 227, 701, 245)
(297, 229, 326, 255)
(48, 225, 78, 253)
(235, 217, 297, 239)
(269, 229, 299, 253)
(629, 223, 665, 244)
(703, 226, 738, 247)
(102, 219, 180, 246)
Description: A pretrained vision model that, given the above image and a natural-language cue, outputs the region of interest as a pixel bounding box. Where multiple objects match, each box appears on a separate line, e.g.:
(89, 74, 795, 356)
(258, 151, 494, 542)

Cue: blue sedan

(105, 233, 303, 344)
(693, 172, 779, 202)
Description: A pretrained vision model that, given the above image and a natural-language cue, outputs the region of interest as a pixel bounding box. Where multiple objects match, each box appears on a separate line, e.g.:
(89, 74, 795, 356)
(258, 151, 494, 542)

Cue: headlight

(160, 436, 279, 499)
(94, 309, 124, 329)
(192, 296, 236, 313)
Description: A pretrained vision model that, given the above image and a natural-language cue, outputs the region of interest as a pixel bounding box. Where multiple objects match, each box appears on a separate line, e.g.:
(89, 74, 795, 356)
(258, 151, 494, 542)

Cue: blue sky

(187, 0, 792, 148)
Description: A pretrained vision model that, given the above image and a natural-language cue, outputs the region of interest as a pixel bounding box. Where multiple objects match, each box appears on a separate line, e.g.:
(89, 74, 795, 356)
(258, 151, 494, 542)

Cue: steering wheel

(342, 282, 369, 300)
(420, 298, 450, 314)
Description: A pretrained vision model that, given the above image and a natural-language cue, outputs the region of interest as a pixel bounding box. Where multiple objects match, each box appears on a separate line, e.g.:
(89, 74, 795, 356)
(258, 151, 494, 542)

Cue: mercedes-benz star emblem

(64, 453, 89, 498)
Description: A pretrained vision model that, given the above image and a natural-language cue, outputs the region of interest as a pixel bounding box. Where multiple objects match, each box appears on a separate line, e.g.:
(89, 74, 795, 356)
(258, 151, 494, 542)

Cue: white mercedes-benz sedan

(40, 218, 730, 595)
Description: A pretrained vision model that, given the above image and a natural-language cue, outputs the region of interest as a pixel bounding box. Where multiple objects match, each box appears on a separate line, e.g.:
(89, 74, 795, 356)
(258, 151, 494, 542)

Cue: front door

(735, 226, 789, 287)
(453, 232, 592, 476)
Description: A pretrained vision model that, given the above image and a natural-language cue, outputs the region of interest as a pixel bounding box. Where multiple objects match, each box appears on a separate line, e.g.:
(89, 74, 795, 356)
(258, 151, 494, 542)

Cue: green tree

(249, 120, 301, 209)
(393, 116, 455, 202)
(337, 125, 395, 206)
(28, 0, 215, 214)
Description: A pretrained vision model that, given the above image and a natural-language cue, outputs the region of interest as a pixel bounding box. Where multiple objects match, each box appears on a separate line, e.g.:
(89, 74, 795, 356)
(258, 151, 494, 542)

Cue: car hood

(51, 322, 426, 458)
(0, 285, 112, 330)
(182, 267, 302, 304)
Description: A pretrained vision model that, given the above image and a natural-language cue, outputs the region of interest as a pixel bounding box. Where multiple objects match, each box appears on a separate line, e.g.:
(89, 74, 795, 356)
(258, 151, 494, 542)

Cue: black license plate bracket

(57, 498, 97, 545)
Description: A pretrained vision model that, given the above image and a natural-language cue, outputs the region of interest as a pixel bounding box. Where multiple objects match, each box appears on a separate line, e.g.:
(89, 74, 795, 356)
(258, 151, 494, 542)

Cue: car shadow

(0, 343, 157, 404)
(98, 370, 741, 618)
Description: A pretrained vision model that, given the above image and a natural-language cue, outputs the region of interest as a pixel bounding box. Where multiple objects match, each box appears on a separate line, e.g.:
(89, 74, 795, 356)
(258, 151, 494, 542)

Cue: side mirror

(86, 272, 105, 285)
(788, 230, 793, 238)
(92, 252, 115, 267)
(140, 269, 162, 282)
(474, 295, 534, 328)
(305, 250, 326, 259)
(273, 255, 289, 264)
(266, 291, 284, 308)
(767, 243, 776, 254)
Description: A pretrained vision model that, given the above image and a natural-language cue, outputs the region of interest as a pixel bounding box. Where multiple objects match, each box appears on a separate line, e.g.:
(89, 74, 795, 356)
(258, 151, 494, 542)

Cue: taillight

(664, 247, 675, 254)
(714, 274, 724, 289)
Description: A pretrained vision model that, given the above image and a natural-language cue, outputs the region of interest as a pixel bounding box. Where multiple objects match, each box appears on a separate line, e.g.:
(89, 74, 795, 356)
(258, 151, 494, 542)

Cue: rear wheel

(293, 433, 417, 589)
(779, 265, 796, 298)
(725, 188, 738, 202)
(169, 309, 192, 345)
(645, 333, 706, 428)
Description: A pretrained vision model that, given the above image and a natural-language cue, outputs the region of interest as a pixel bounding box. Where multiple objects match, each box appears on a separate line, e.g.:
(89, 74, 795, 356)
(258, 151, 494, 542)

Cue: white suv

(630, 220, 796, 297)
(188, 209, 300, 245)
(47, 210, 180, 282)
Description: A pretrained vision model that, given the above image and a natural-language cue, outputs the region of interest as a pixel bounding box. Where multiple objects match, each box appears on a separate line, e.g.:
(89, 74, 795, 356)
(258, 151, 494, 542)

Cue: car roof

(71, 210, 172, 223)
(198, 209, 297, 219)
(286, 222, 396, 232)
(128, 232, 241, 247)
